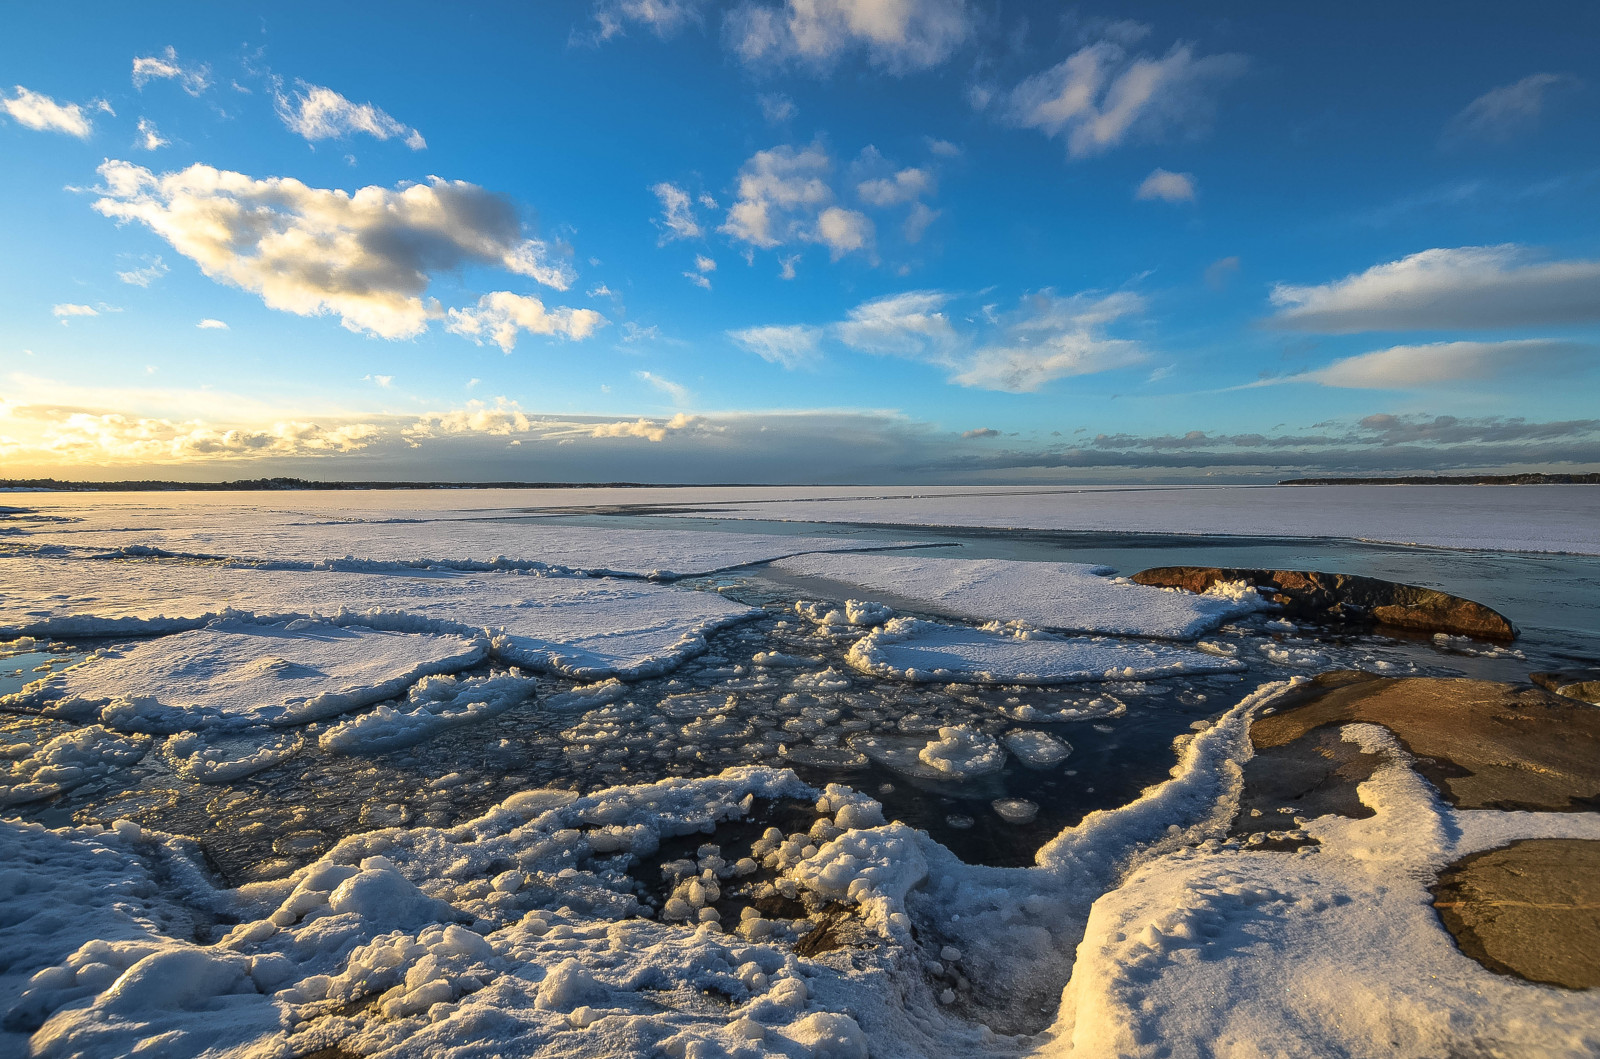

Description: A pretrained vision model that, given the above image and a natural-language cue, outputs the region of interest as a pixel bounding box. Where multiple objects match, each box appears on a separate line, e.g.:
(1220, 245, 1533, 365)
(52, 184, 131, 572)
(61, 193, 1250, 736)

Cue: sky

(2, 0, 1598, 483)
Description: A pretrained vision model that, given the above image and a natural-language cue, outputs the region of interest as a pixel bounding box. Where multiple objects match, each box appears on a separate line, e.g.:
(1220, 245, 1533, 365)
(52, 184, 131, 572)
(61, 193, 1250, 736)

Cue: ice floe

(848, 617, 1246, 684)
(318, 672, 538, 754)
(1, 726, 152, 806)
(774, 553, 1263, 639)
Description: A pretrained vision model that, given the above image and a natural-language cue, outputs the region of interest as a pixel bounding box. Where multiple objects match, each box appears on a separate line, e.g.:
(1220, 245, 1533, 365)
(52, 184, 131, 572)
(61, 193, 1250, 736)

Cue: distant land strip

(0, 477, 762, 492)
(1279, 473, 1600, 486)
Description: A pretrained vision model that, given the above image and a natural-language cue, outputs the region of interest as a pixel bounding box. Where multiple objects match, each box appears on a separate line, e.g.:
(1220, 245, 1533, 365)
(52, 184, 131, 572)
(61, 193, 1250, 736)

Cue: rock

(1530, 669, 1600, 706)
(1248, 672, 1600, 812)
(1432, 839, 1600, 989)
(1132, 566, 1518, 641)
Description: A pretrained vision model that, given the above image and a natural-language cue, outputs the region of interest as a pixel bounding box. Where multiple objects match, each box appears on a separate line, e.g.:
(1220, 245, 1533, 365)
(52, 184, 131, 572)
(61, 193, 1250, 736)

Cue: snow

(318, 672, 538, 754)
(848, 617, 1246, 684)
(774, 553, 1263, 639)
(917, 726, 1006, 779)
(8, 620, 486, 731)
(1, 726, 152, 806)
(0, 557, 760, 679)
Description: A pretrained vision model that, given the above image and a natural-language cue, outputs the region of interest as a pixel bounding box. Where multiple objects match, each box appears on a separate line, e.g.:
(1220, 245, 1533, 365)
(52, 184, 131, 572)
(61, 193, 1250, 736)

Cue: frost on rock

(6, 620, 486, 731)
(318, 671, 538, 754)
(775, 554, 1263, 639)
(848, 617, 1245, 685)
(0, 558, 761, 679)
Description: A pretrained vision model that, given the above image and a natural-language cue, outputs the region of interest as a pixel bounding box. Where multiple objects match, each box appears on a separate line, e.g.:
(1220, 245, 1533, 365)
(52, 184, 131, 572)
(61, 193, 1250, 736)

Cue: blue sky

(2, 0, 1597, 482)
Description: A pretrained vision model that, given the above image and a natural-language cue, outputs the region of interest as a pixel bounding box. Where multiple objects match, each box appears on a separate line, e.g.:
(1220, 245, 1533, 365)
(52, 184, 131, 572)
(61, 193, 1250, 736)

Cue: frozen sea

(2, 485, 1597, 1059)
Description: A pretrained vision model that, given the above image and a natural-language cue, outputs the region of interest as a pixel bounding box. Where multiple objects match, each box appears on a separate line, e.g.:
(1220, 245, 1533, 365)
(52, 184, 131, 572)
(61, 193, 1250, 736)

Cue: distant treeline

(0, 477, 751, 492)
(1279, 473, 1600, 486)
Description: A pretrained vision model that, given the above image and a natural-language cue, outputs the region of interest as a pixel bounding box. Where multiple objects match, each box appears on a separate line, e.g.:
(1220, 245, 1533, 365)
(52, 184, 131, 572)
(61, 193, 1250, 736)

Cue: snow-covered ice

(774, 553, 1262, 639)
(848, 617, 1246, 684)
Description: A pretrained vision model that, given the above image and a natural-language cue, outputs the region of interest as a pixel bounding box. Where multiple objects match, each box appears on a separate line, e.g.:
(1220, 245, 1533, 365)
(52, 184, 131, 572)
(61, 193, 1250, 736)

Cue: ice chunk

(1, 727, 152, 806)
(318, 672, 537, 754)
(775, 554, 1262, 639)
(794, 599, 894, 627)
(163, 729, 302, 783)
(1002, 730, 1073, 768)
(849, 618, 1244, 684)
(918, 726, 1005, 780)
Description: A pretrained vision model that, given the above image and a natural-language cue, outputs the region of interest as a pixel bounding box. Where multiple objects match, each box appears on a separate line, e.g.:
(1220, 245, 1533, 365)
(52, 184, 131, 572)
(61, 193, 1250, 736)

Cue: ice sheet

(848, 618, 1246, 684)
(775, 553, 1262, 639)
(0, 557, 759, 679)
(9, 620, 486, 731)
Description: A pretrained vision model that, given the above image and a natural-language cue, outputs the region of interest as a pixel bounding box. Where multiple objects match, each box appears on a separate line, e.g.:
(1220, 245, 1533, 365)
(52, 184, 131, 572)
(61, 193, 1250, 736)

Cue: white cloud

(746, 287, 1147, 391)
(1, 86, 94, 138)
(726, 0, 972, 73)
(1003, 40, 1244, 158)
(410, 398, 533, 437)
(274, 82, 426, 149)
(135, 117, 169, 150)
(1301, 339, 1588, 389)
(720, 143, 876, 260)
(52, 303, 99, 320)
(445, 291, 607, 352)
(857, 166, 931, 206)
(117, 255, 169, 287)
(131, 47, 211, 96)
(925, 137, 961, 157)
(651, 182, 703, 242)
(3, 405, 377, 464)
(1445, 73, 1579, 144)
(587, 412, 701, 442)
(636, 370, 690, 404)
(728, 323, 823, 368)
(364, 373, 395, 388)
(592, 0, 706, 40)
(1269, 245, 1600, 332)
(92, 160, 576, 339)
(684, 254, 716, 289)
(903, 201, 938, 243)
(759, 93, 796, 122)
(778, 254, 800, 279)
(1135, 167, 1195, 202)
(196, 318, 228, 330)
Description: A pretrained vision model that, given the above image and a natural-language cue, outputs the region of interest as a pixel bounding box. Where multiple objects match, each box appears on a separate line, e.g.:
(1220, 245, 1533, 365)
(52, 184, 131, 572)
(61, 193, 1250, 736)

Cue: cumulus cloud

(131, 46, 211, 96)
(1001, 40, 1244, 158)
(720, 143, 875, 259)
(728, 324, 823, 368)
(726, 0, 972, 73)
(92, 160, 577, 339)
(592, 0, 706, 40)
(857, 166, 931, 206)
(445, 291, 606, 352)
(410, 398, 534, 437)
(1135, 168, 1195, 202)
(1268, 245, 1600, 332)
(589, 412, 701, 442)
(746, 287, 1147, 391)
(197, 318, 229, 330)
(274, 82, 426, 149)
(1300, 339, 1589, 389)
(652, 182, 703, 242)
(1445, 73, 1580, 144)
(1, 86, 95, 138)
(4, 405, 377, 464)
(135, 117, 169, 150)
(117, 256, 169, 287)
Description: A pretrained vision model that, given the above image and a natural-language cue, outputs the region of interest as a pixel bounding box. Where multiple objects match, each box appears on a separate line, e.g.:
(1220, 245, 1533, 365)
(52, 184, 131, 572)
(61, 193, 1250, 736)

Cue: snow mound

(848, 617, 1245, 684)
(774, 553, 1264, 639)
(9, 620, 485, 731)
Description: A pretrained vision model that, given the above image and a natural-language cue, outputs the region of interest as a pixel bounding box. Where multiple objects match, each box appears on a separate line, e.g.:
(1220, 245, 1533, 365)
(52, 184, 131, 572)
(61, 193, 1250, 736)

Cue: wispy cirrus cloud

(1297, 339, 1590, 389)
(1268, 245, 1600, 332)
(91, 160, 579, 341)
(591, 0, 707, 40)
(1444, 73, 1581, 144)
(274, 81, 426, 149)
(1135, 168, 1195, 202)
(131, 46, 211, 96)
(725, 0, 971, 74)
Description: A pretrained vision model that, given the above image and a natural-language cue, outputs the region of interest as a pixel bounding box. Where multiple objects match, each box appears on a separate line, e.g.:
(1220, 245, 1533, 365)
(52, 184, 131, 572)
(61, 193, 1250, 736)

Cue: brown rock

(1132, 566, 1518, 640)
(1432, 839, 1600, 990)
(1248, 672, 1600, 812)
(1530, 669, 1600, 706)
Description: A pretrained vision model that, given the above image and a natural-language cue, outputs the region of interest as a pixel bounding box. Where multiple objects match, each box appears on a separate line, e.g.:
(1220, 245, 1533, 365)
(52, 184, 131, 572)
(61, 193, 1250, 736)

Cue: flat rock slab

(1248, 672, 1600, 812)
(1531, 669, 1600, 706)
(1132, 566, 1518, 640)
(1432, 838, 1600, 989)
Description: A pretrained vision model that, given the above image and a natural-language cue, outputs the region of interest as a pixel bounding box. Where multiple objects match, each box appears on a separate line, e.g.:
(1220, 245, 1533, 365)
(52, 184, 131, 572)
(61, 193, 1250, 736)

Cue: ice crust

(0, 557, 759, 679)
(8, 620, 486, 731)
(849, 617, 1247, 684)
(774, 554, 1262, 639)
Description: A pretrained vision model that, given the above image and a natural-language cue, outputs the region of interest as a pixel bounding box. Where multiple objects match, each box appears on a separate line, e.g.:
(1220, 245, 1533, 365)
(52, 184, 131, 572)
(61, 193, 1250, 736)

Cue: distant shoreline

(1279, 473, 1600, 486)
(0, 477, 759, 493)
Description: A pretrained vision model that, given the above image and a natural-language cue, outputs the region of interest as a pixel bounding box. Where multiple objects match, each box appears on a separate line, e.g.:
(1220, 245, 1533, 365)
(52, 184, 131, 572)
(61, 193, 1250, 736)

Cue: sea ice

(774, 553, 1262, 639)
(848, 617, 1245, 684)
(318, 672, 538, 754)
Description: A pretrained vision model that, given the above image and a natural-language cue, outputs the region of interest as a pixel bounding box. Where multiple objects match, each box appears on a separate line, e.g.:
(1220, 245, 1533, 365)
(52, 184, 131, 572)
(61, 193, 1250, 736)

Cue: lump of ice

(794, 599, 894, 627)
(163, 729, 302, 783)
(1, 727, 152, 806)
(318, 672, 537, 754)
(1002, 730, 1073, 768)
(918, 726, 1006, 779)
(849, 618, 1244, 685)
(10, 620, 485, 730)
(991, 798, 1039, 825)
(776, 554, 1263, 639)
